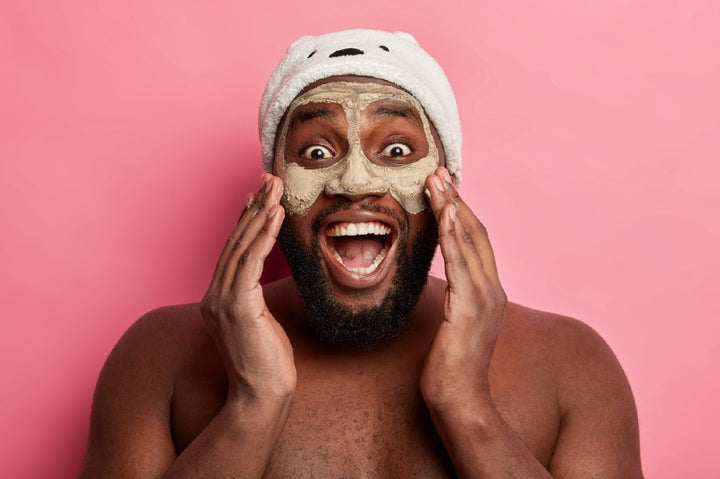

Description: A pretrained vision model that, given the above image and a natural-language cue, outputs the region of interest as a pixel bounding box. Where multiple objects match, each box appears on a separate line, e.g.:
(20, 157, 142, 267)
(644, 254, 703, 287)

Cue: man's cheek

(381, 155, 439, 214)
(280, 164, 335, 215)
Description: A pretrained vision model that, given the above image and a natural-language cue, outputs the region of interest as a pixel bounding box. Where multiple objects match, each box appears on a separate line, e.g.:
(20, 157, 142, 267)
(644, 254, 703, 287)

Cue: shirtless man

(80, 30, 643, 478)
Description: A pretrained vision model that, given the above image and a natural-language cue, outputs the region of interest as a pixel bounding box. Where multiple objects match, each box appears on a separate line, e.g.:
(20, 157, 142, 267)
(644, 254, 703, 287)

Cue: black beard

(278, 202, 438, 348)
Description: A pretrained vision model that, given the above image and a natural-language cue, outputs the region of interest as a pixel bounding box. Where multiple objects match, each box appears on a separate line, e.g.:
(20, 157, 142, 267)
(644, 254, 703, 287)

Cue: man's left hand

(420, 166, 507, 416)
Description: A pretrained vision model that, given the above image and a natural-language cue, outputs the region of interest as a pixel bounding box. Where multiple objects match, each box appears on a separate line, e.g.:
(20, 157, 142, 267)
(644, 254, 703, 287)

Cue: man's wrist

(223, 388, 295, 425)
(425, 393, 500, 441)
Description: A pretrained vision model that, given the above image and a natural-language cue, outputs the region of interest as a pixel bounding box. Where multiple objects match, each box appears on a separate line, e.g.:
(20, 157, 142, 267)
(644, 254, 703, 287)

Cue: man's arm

(80, 174, 294, 478)
(421, 166, 643, 478)
(547, 316, 643, 477)
(78, 309, 179, 478)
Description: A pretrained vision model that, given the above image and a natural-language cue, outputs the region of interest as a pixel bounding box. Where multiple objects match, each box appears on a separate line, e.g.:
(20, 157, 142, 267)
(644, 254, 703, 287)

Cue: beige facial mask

(274, 82, 440, 215)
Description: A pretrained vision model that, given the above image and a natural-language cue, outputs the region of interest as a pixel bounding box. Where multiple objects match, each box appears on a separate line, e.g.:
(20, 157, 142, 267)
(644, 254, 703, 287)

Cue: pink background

(2, 1, 718, 477)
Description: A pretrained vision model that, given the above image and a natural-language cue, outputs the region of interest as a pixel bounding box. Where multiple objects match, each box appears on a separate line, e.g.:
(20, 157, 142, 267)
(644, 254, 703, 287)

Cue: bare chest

(171, 348, 558, 477)
(263, 367, 455, 478)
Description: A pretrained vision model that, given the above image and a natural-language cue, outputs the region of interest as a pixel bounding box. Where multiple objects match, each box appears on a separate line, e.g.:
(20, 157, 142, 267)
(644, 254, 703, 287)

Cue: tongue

(333, 236, 385, 268)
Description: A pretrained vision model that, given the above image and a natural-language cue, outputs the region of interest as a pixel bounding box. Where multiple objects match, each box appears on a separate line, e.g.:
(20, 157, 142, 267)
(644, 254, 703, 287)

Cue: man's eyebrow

(293, 107, 337, 123)
(370, 105, 421, 123)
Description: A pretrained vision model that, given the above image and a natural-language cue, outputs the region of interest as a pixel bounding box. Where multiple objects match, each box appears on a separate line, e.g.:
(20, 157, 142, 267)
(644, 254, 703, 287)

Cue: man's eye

(302, 145, 333, 160)
(382, 143, 412, 158)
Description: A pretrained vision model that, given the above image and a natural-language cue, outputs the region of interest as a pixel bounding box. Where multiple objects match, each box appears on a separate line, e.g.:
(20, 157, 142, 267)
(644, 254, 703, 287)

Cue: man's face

(275, 77, 442, 346)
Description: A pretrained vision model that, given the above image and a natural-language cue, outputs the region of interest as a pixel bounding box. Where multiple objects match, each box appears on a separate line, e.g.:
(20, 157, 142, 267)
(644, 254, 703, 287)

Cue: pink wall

(2, 1, 718, 477)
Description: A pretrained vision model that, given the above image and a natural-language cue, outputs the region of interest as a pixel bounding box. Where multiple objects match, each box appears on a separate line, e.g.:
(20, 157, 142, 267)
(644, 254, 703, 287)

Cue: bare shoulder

(500, 303, 643, 477)
(501, 302, 618, 358)
(502, 301, 608, 342)
(106, 304, 211, 374)
(81, 304, 212, 477)
(102, 303, 226, 397)
(501, 303, 633, 403)
(91, 303, 213, 418)
(121, 303, 208, 348)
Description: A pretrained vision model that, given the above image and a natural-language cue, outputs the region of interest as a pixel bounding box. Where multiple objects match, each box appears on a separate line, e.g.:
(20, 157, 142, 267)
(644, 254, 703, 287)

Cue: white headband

(258, 29, 462, 183)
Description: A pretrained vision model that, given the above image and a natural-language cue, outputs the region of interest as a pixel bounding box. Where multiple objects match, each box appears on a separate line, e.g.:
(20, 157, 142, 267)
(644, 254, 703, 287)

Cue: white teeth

(326, 221, 391, 237)
(331, 249, 344, 264)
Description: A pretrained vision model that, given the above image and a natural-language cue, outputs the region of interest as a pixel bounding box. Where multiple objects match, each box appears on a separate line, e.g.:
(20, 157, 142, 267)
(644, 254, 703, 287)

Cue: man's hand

(420, 166, 507, 414)
(165, 174, 295, 477)
(419, 167, 558, 478)
(200, 174, 296, 406)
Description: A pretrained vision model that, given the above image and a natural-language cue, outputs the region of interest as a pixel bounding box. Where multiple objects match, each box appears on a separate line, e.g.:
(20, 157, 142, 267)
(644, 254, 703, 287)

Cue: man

(80, 30, 643, 478)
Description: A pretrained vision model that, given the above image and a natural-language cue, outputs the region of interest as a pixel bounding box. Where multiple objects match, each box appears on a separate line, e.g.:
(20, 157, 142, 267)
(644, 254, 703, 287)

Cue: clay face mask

(274, 81, 440, 215)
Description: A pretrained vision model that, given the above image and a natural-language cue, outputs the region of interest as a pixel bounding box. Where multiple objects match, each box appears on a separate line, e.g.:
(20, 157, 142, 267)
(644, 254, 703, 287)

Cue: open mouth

(324, 221, 394, 276)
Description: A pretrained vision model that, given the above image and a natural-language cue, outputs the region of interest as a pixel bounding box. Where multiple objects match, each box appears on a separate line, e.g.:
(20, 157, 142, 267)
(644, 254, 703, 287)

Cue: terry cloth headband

(258, 29, 463, 183)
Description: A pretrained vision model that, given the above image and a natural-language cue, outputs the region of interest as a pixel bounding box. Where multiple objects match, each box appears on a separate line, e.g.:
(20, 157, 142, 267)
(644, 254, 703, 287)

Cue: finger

(207, 192, 256, 292)
(232, 203, 285, 293)
(207, 178, 270, 292)
(427, 167, 490, 283)
(438, 204, 486, 305)
(232, 175, 283, 255)
(425, 170, 453, 224)
(221, 176, 284, 291)
(229, 173, 273, 250)
(237, 174, 271, 228)
(451, 200, 488, 285)
(437, 167, 501, 283)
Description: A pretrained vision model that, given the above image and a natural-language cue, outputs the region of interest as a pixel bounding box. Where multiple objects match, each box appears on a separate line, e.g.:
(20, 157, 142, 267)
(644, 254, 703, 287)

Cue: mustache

(310, 200, 409, 236)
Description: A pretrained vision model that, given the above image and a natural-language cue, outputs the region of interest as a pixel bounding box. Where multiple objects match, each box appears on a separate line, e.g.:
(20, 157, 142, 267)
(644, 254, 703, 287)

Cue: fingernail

(272, 180, 283, 204)
(259, 178, 270, 197)
(441, 168, 452, 184)
(432, 176, 443, 191)
(423, 187, 431, 200)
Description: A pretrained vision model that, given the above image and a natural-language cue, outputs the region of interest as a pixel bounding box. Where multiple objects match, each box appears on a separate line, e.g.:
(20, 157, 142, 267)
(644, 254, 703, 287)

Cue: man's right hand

(200, 174, 296, 407)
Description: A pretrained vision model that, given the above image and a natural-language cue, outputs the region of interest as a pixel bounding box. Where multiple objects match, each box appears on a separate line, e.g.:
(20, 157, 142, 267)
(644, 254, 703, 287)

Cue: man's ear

(271, 155, 279, 176)
(271, 111, 291, 176)
(428, 119, 446, 168)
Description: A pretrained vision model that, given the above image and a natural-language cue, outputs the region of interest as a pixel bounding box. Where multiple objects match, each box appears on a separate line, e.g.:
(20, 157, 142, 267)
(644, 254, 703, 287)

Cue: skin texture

(79, 76, 644, 478)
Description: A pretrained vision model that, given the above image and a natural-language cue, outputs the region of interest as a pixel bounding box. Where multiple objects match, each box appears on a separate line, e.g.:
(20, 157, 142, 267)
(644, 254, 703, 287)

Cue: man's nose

(324, 147, 389, 199)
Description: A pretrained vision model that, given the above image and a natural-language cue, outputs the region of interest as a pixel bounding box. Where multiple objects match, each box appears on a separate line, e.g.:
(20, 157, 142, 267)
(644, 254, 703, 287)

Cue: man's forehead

(288, 82, 427, 135)
(296, 74, 410, 96)
(291, 80, 421, 110)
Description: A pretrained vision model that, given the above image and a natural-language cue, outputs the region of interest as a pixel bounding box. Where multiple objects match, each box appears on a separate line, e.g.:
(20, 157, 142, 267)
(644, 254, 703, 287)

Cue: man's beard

(278, 203, 438, 348)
